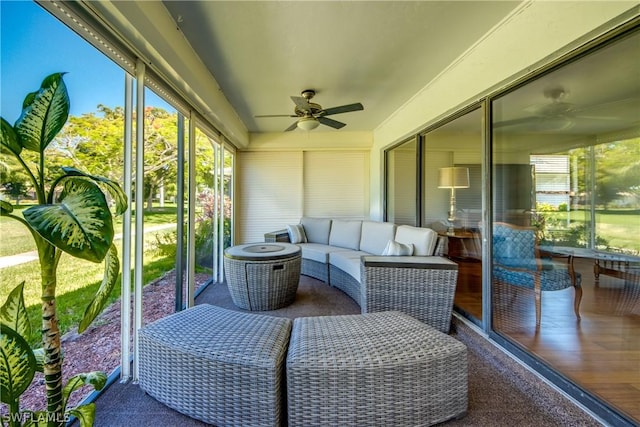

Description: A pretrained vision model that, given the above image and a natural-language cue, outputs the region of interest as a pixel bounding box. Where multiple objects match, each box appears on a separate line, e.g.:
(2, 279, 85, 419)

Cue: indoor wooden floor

(453, 257, 640, 423)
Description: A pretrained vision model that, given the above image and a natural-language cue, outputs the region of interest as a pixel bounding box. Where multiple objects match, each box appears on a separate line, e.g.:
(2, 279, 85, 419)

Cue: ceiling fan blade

(291, 96, 310, 111)
(255, 114, 297, 118)
(493, 116, 537, 128)
(318, 116, 346, 129)
(284, 121, 299, 132)
(322, 103, 364, 116)
(495, 115, 573, 131)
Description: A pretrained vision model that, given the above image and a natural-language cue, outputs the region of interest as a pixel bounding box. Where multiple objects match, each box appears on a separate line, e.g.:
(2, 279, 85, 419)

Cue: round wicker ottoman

(224, 243, 301, 310)
(286, 311, 468, 427)
(138, 304, 292, 427)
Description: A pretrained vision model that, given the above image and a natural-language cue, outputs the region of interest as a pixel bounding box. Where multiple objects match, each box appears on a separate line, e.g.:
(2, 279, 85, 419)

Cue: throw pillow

(287, 224, 307, 244)
(382, 240, 413, 256)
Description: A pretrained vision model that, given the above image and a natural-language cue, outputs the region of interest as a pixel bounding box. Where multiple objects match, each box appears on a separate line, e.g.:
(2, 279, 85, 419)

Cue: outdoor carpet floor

(87, 275, 600, 426)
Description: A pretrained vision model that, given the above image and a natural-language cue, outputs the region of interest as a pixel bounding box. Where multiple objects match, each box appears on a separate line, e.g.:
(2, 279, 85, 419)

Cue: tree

(142, 107, 178, 209)
(1, 166, 32, 204)
(55, 105, 182, 209)
(594, 139, 640, 208)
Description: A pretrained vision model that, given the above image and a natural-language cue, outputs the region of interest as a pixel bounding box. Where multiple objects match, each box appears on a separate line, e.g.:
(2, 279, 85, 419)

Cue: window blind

(237, 151, 303, 243)
(303, 151, 369, 219)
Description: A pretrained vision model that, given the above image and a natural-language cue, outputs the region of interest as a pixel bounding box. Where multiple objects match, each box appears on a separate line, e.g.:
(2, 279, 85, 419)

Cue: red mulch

(2, 271, 209, 415)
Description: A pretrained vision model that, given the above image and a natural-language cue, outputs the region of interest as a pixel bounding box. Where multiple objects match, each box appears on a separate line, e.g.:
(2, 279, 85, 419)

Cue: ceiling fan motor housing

(295, 102, 323, 117)
(301, 89, 316, 100)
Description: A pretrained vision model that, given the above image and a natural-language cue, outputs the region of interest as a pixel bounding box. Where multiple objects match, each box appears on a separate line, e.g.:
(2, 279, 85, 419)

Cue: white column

(133, 59, 145, 381)
(120, 73, 134, 382)
(218, 144, 226, 283)
(175, 114, 185, 311)
(212, 142, 220, 281)
(186, 114, 196, 307)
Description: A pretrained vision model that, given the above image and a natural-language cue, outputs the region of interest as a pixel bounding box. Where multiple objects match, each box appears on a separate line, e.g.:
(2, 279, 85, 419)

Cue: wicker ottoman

(286, 311, 468, 427)
(139, 304, 292, 427)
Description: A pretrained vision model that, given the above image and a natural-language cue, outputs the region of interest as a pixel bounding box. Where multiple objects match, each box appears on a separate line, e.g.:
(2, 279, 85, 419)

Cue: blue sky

(1, 1, 171, 123)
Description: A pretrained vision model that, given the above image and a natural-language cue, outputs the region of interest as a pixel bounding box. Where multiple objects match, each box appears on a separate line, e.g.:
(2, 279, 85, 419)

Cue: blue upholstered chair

(492, 222, 582, 326)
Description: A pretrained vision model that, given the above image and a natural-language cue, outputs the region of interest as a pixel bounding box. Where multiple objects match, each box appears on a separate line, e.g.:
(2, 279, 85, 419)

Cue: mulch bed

(2, 271, 209, 415)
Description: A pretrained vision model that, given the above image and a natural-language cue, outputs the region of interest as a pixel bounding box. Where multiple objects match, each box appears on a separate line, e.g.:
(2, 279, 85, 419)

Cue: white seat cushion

(298, 243, 350, 264)
(394, 225, 437, 256)
(360, 221, 396, 255)
(301, 217, 332, 244)
(329, 220, 363, 250)
(329, 250, 369, 281)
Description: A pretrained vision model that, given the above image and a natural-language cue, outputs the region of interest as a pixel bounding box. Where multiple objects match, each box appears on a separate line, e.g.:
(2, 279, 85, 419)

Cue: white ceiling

(162, 1, 522, 133)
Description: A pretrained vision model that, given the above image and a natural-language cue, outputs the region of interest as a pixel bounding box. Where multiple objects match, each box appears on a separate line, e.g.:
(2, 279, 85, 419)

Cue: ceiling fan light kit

(297, 116, 320, 131)
(255, 89, 364, 131)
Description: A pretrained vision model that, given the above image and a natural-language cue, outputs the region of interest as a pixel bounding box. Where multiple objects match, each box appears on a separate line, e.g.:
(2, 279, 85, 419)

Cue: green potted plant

(1, 73, 127, 426)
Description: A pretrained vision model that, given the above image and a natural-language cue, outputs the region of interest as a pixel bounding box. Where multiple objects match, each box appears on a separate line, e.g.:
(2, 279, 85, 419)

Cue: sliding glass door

(491, 28, 640, 423)
(422, 108, 484, 323)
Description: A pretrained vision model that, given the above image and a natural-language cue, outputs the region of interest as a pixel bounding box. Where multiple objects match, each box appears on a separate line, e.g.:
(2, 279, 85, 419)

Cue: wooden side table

(438, 230, 481, 260)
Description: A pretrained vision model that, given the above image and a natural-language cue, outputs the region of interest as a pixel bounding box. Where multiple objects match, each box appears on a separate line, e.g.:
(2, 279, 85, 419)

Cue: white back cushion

(360, 221, 396, 255)
(395, 225, 437, 256)
(287, 224, 307, 244)
(329, 220, 362, 250)
(301, 217, 332, 244)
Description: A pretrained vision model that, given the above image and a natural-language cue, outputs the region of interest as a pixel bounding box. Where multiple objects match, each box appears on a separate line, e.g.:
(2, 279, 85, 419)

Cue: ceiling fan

(495, 86, 628, 132)
(255, 89, 364, 131)
(495, 87, 577, 131)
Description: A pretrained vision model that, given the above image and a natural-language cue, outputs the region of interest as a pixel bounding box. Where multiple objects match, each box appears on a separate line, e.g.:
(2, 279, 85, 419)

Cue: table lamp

(438, 167, 470, 234)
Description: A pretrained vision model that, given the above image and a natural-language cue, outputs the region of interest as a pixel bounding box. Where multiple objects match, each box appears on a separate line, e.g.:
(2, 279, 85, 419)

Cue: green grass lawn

(0, 205, 180, 257)
(1, 205, 182, 345)
(541, 209, 640, 252)
(0, 206, 38, 256)
(1, 234, 178, 345)
(18, 255, 176, 346)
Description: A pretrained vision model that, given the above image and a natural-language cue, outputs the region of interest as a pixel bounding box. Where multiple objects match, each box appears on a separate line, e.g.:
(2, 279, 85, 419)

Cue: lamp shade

(297, 117, 320, 131)
(438, 167, 470, 189)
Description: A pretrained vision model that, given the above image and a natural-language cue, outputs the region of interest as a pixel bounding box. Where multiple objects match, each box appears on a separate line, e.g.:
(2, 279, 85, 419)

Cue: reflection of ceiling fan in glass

(495, 86, 629, 132)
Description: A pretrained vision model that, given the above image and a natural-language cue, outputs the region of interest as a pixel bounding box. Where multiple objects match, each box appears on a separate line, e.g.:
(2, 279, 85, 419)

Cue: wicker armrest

(362, 255, 458, 270)
(264, 229, 290, 243)
(360, 255, 459, 333)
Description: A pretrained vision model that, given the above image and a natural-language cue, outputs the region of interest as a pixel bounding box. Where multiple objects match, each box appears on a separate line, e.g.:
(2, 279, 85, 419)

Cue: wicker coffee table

(224, 242, 301, 310)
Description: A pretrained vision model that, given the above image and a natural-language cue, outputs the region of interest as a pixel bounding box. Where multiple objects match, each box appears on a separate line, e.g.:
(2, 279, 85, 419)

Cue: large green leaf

(14, 73, 70, 152)
(0, 324, 37, 405)
(1, 117, 21, 156)
(0, 199, 14, 215)
(61, 167, 128, 215)
(62, 371, 107, 409)
(0, 282, 31, 339)
(23, 178, 113, 263)
(67, 403, 96, 427)
(32, 348, 45, 372)
(78, 244, 120, 333)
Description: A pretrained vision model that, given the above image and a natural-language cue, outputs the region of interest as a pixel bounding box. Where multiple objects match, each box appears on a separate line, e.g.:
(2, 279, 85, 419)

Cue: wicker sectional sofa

(266, 218, 459, 333)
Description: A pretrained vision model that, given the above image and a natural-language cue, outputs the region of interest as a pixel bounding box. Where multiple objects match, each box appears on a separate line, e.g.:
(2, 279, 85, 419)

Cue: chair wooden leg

(534, 276, 542, 327)
(534, 287, 541, 327)
(573, 283, 582, 320)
